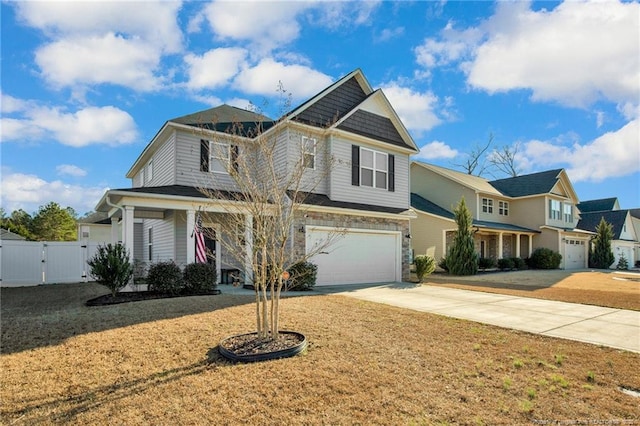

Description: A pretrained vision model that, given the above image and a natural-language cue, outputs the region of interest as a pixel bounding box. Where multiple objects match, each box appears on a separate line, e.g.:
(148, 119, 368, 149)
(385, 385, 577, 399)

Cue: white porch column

(124, 206, 135, 264)
(515, 234, 521, 258)
(498, 232, 504, 259)
(111, 217, 120, 244)
(186, 210, 195, 264)
(244, 214, 253, 284)
(528, 235, 533, 257)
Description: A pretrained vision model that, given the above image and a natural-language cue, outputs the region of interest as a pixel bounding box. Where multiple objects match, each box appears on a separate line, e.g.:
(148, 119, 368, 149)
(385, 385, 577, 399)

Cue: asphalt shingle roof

(577, 198, 618, 213)
(576, 210, 629, 239)
(489, 169, 562, 197)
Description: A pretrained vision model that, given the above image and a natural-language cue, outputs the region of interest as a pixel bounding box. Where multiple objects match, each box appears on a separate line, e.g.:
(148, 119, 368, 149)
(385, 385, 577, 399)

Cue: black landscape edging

(86, 289, 221, 307)
(218, 331, 307, 363)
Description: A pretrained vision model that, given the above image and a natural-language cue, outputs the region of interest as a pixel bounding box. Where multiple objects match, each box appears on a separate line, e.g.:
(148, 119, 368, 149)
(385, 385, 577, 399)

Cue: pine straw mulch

(1, 282, 639, 425)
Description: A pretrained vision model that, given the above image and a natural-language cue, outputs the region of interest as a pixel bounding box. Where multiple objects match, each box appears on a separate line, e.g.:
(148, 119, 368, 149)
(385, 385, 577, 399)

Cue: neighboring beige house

(95, 69, 419, 285)
(410, 162, 591, 269)
(577, 198, 640, 269)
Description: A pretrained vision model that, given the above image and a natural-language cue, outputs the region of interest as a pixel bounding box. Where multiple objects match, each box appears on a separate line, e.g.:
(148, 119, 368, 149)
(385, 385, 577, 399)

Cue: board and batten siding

(174, 130, 240, 191)
(328, 136, 409, 209)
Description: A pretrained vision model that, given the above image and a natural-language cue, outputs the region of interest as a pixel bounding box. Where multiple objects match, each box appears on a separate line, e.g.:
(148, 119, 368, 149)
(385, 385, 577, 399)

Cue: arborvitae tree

(446, 197, 478, 275)
(589, 217, 615, 269)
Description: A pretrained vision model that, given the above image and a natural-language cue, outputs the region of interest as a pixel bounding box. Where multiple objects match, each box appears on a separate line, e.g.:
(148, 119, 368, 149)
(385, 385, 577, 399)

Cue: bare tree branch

(452, 133, 493, 176)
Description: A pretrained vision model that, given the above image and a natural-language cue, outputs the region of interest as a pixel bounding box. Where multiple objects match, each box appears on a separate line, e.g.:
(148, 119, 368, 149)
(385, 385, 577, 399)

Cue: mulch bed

(220, 332, 304, 356)
(86, 289, 221, 306)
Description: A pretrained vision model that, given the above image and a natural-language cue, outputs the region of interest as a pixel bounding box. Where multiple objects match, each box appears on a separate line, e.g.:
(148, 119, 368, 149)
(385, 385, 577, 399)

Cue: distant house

(576, 198, 639, 268)
(94, 69, 419, 285)
(0, 228, 26, 241)
(410, 162, 591, 269)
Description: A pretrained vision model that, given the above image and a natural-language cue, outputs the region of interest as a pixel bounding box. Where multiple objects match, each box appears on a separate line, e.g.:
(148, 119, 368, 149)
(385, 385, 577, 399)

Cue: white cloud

(376, 27, 405, 43)
(415, 141, 459, 160)
(381, 83, 442, 133)
(468, 1, 639, 108)
(310, 1, 381, 30)
(1, 171, 108, 214)
(233, 59, 333, 100)
(14, 1, 183, 52)
(184, 47, 247, 90)
(56, 164, 87, 177)
(2, 97, 138, 147)
(203, 1, 310, 50)
(13, 1, 182, 92)
(416, 0, 639, 110)
(36, 34, 164, 91)
(520, 119, 640, 182)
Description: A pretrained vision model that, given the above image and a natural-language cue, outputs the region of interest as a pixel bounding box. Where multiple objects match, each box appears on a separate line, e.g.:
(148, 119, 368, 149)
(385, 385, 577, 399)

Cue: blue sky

(2, 0, 638, 216)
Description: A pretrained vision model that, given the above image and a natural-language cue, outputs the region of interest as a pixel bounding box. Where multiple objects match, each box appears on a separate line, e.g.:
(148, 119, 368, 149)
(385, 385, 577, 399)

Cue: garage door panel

(307, 228, 399, 285)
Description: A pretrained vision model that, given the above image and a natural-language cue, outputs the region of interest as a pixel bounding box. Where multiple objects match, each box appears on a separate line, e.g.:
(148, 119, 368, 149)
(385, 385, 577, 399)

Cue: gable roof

(1, 228, 26, 240)
(288, 69, 417, 152)
(412, 162, 503, 196)
(577, 198, 619, 213)
(489, 169, 563, 197)
(410, 193, 538, 233)
(576, 210, 630, 240)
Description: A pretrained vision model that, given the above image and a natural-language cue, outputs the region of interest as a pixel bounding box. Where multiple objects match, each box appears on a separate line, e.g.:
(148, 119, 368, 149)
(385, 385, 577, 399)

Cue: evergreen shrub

(528, 248, 562, 269)
(287, 261, 317, 291)
(87, 243, 133, 297)
(414, 255, 436, 282)
(184, 262, 217, 293)
(147, 261, 184, 295)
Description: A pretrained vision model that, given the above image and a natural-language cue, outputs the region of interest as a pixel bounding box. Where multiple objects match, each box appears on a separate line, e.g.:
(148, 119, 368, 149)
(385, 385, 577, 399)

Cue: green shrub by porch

(147, 261, 184, 295)
(184, 262, 217, 293)
(287, 262, 318, 291)
(529, 248, 562, 269)
(414, 255, 436, 282)
(87, 243, 134, 297)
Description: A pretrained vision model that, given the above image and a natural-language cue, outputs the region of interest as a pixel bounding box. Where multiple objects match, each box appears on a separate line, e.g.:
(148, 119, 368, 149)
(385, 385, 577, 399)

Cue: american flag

(194, 212, 207, 263)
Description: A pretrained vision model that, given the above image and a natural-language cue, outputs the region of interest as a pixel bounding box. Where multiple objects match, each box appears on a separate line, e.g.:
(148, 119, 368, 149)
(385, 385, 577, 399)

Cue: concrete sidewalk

(312, 283, 640, 353)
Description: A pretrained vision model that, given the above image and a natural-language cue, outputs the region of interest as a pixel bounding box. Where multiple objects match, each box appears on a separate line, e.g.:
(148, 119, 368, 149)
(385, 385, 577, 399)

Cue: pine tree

(446, 197, 478, 275)
(589, 217, 615, 269)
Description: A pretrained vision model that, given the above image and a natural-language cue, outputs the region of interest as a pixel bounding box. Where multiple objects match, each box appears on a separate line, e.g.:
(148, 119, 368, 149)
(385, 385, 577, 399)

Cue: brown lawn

(1, 281, 639, 425)
(425, 270, 640, 311)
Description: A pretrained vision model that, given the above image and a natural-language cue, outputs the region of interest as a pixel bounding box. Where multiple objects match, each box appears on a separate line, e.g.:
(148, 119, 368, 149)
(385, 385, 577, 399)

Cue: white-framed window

(563, 203, 573, 222)
(499, 201, 509, 216)
(210, 142, 230, 174)
(482, 198, 494, 214)
(549, 199, 561, 220)
(148, 227, 153, 262)
(147, 159, 153, 182)
(302, 136, 316, 169)
(360, 147, 388, 190)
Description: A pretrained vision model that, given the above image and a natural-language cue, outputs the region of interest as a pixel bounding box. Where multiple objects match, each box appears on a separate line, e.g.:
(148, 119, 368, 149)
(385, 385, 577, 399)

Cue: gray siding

(284, 128, 329, 194)
(174, 130, 240, 191)
(329, 136, 409, 209)
(150, 132, 176, 186)
(143, 213, 175, 264)
(175, 213, 187, 265)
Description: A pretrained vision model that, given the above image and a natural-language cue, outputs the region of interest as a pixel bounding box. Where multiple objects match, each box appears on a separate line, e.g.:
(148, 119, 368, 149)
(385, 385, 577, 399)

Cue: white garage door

(564, 239, 586, 269)
(306, 227, 401, 285)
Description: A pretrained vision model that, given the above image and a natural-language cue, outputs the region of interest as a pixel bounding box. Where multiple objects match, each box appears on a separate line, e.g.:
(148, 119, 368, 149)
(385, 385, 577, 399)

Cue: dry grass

(1, 282, 639, 425)
(426, 270, 640, 311)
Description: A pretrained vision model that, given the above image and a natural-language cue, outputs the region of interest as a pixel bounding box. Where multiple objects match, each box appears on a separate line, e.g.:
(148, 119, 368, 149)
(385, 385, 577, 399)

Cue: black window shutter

(388, 154, 395, 192)
(200, 139, 209, 172)
(231, 145, 239, 173)
(351, 145, 360, 186)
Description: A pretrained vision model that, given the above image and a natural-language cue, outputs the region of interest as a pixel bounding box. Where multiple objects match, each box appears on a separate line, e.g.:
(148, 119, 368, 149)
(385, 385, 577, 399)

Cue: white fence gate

(0, 240, 101, 287)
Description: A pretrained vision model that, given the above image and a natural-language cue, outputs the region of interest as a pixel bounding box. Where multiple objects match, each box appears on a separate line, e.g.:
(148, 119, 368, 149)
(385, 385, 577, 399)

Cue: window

(148, 227, 153, 262)
(499, 201, 509, 216)
(549, 200, 561, 220)
(563, 203, 572, 222)
(360, 148, 388, 189)
(482, 198, 494, 214)
(147, 159, 153, 182)
(210, 142, 230, 173)
(302, 137, 316, 169)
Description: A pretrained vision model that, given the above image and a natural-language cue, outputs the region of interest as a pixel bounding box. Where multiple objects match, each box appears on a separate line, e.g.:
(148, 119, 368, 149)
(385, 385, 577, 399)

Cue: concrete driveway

(314, 283, 640, 353)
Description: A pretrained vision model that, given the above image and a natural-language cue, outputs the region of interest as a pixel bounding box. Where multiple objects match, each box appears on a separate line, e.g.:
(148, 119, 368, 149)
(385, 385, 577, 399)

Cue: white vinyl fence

(0, 240, 102, 287)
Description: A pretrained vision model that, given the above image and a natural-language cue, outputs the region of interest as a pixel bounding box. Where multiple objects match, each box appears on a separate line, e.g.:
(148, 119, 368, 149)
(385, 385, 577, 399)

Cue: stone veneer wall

(292, 210, 411, 282)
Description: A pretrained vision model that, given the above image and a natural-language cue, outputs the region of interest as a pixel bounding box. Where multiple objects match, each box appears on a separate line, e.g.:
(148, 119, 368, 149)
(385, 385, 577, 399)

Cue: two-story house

(410, 161, 591, 269)
(576, 198, 639, 268)
(95, 69, 419, 286)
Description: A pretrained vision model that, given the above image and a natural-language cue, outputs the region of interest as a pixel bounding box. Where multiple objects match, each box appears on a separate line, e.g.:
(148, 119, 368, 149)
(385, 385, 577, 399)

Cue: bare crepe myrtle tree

(488, 142, 522, 178)
(194, 88, 345, 340)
